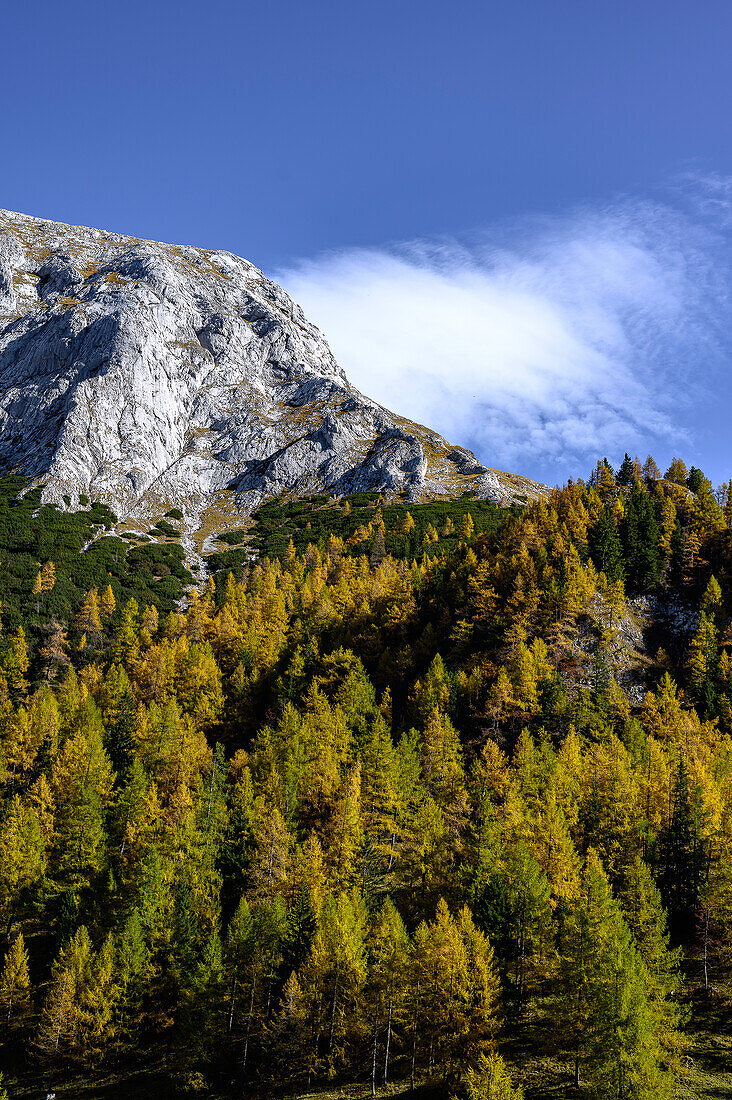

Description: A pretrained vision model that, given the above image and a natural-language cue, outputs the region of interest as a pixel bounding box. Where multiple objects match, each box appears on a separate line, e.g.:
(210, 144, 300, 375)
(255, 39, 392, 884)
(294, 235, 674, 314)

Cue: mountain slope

(0, 209, 544, 530)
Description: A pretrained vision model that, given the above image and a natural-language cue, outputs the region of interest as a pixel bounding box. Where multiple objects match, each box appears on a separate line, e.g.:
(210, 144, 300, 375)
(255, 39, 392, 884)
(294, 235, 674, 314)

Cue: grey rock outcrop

(0, 209, 545, 532)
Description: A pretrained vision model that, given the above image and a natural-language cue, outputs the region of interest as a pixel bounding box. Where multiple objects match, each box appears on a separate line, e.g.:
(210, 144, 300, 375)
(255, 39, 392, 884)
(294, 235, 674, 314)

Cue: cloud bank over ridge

(276, 188, 730, 486)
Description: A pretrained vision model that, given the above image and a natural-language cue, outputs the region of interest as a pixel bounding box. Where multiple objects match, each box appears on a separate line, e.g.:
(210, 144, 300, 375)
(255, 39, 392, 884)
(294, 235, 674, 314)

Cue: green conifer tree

(560, 852, 675, 1097)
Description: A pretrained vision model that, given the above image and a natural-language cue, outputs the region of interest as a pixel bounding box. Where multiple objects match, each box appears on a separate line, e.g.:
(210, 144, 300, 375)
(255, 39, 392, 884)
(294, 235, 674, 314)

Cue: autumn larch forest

(2, 455, 732, 1099)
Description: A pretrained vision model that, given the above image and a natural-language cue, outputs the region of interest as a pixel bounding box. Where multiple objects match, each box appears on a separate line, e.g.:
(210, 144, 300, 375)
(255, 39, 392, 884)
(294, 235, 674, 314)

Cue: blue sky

(5, 1, 732, 486)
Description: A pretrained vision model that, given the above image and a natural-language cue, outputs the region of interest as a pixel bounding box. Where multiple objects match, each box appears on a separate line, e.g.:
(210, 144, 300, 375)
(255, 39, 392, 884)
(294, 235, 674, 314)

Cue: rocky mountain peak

(0, 209, 544, 539)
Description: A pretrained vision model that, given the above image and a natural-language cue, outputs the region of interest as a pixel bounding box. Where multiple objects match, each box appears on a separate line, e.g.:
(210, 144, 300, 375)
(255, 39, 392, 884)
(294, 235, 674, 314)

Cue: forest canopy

(2, 455, 732, 1098)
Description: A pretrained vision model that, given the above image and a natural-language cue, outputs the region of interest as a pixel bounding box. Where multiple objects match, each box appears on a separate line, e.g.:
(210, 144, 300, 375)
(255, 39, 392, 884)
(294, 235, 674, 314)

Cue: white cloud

(274, 195, 728, 484)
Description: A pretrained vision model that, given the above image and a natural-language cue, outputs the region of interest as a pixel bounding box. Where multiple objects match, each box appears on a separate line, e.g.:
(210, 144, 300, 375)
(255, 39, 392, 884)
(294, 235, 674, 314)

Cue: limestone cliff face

(0, 209, 544, 530)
